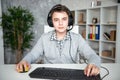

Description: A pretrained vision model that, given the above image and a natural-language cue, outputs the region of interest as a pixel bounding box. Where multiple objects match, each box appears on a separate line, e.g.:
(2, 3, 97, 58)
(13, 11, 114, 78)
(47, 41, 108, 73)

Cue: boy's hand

(16, 60, 31, 73)
(84, 64, 100, 77)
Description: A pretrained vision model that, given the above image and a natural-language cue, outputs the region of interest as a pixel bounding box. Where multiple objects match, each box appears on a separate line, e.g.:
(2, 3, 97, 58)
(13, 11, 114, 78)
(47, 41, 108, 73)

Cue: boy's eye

(63, 17, 67, 21)
(54, 18, 59, 21)
(53, 17, 68, 22)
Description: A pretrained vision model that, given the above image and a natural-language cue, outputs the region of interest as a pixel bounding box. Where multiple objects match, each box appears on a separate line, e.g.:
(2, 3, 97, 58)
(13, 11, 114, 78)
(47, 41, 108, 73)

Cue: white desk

(0, 63, 120, 80)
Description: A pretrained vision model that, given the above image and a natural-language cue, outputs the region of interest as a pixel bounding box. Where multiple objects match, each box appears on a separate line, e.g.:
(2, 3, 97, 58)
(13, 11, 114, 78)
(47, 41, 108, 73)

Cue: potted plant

(1, 6, 34, 63)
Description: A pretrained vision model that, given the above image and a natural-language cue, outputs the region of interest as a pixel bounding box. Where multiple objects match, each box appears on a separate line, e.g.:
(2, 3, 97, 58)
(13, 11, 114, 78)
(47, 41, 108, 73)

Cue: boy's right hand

(16, 60, 31, 73)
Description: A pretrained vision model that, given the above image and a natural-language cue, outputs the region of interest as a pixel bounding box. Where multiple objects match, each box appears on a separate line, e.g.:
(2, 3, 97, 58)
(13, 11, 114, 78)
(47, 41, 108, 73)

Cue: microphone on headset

(67, 25, 73, 31)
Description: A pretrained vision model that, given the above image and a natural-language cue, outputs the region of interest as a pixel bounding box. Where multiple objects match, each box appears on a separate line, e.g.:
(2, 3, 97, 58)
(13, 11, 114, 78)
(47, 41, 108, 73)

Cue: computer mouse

(19, 65, 29, 73)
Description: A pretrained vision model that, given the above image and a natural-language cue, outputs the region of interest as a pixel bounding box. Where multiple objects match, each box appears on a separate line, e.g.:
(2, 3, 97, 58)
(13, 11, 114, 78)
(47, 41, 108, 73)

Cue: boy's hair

(47, 4, 74, 28)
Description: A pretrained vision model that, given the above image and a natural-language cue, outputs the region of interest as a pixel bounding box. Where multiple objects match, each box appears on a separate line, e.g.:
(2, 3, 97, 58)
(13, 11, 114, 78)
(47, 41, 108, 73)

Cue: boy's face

(52, 11, 68, 33)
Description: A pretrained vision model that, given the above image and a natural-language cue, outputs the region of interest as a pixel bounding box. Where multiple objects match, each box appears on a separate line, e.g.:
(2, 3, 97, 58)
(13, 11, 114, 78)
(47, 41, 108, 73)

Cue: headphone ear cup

(47, 16, 53, 27)
(68, 13, 74, 26)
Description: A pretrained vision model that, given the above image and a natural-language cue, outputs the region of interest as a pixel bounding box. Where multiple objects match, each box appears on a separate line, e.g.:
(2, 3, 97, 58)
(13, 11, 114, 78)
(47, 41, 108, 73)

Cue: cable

(69, 32, 76, 63)
(81, 55, 109, 80)
(100, 66, 109, 80)
(69, 32, 109, 80)
(69, 32, 88, 64)
(83, 60, 109, 80)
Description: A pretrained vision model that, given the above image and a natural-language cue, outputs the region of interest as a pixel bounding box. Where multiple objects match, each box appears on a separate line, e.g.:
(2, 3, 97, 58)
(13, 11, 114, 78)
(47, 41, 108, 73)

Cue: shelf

(101, 57, 115, 63)
(101, 56, 115, 61)
(73, 4, 119, 63)
(78, 23, 86, 26)
(87, 23, 100, 25)
(77, 10, 86, 25)
(101, 6, 117, 24)
(87, 8, 100, 24)
(101, 40, 116, 44)
(101, 23, 117, 26)
(88, 39, 99, 42)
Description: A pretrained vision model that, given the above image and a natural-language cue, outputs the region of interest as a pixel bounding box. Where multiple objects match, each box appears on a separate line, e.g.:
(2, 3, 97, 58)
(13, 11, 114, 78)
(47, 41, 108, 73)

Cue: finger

(90, 66, 100, 76)
(16, 64, 23, 72)
(24, 62, 31, 71)
(90, 67, 96, 76)
(19, 64, 23, 72)
(87, 67, 92, 77)
(84, 68, 87, 75)
(95, 67, 100, 75)
(16, 64, 20, 71)
(84, 65, 89, 75)
(27, 62, 31, 69)
(16, 63, 23, 72)
(85, 65, 92, 77)
(24, 63, 29, 71)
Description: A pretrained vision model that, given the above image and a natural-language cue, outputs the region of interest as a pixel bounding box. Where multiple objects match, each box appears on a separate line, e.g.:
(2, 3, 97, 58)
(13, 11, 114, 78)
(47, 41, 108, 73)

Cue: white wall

(116, 5, 120, 63)
(0, 28, 4, 65)
(61, 0, 118, 10)
(0, 0, 4, 65)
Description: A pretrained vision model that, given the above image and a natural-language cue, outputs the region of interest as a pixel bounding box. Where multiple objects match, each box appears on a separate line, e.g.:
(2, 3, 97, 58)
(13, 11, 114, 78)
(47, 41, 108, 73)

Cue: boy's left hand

(84, 64, 100, 77)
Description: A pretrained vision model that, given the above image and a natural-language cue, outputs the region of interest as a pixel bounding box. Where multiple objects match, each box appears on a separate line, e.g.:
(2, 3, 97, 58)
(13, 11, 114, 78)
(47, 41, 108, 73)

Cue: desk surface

(0, 63, 120, 80)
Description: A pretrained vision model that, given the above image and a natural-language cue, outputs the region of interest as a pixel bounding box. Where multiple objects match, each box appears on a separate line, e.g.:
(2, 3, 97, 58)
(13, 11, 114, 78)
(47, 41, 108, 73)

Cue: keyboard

(29, 67, 101, 80)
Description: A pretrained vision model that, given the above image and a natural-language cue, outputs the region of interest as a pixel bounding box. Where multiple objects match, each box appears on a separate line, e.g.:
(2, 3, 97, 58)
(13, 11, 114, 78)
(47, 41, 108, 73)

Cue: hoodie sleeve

(78, 34, 101, 68)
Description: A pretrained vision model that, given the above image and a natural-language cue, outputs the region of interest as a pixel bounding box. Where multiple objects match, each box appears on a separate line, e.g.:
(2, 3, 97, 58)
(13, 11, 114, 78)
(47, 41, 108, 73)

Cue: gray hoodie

(22, 30, 101, 68)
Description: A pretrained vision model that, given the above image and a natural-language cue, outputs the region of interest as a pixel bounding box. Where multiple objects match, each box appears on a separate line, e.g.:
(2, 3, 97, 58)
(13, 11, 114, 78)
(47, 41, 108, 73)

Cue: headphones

(47, 4, 74, 30)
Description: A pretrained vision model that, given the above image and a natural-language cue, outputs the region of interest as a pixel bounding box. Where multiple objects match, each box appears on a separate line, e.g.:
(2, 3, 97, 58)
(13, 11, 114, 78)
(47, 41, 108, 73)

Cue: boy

(16, 4, 100, 77)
